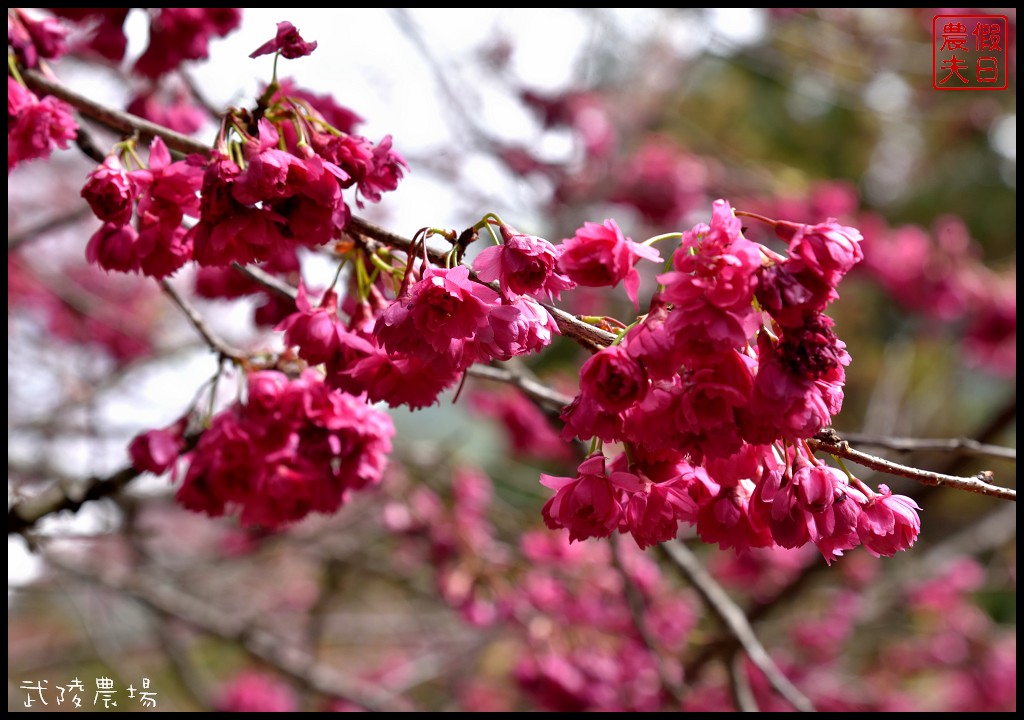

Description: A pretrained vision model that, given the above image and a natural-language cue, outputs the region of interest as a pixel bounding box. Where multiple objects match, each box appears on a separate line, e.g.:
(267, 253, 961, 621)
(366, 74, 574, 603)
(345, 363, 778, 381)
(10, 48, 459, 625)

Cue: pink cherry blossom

(857, 484, 922, 557)
(249, 21, 317, 59)
(474, 224, 574, 299)
(775, 218, 864, 288)
(81, 155, 142, 226)
(541, 455, 623, 543)
(558, 219, 661, 307)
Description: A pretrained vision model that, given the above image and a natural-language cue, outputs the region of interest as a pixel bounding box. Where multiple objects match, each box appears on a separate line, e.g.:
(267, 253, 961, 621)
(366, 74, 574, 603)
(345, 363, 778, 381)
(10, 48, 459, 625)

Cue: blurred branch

(160, 279, 245, 364)
(810, 430, 1015, 501)
(8, 463, 144, 536)
(659, 540, 815, 713)
(8, 434, 199, 536)
(611, 537, 687, 706)
(840, 433, 1016, 461)
(8, 206, 93, 252)
(728, 650, 759, 713)
(43, 553, 409, 713)
(466, 365, 573, 413)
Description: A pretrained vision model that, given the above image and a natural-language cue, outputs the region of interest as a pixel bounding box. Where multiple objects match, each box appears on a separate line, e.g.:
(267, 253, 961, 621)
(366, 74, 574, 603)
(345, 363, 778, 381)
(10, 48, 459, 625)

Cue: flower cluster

(173, 370, 394, 529)
(275, 250, 559, 410)
(545, 199, 920, 560)
(82, 138, 204, 277)
(7, 77, 77, 174)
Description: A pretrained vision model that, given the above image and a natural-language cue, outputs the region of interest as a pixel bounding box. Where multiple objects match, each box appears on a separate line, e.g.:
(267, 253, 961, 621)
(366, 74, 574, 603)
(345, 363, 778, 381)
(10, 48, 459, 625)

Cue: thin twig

(159, 279, 245, 363)
(810, 430, 1014, 501)
(465, 365, 573, 412)
(8, 206, 93, 252)
(610, 537, 687, 706)
(659, 540, 815, 713)
(43, 553, 408, 713)
(8, 434, 200, 536)
(232, 262, 298, 301)
(838, 433, 1015, 461)
(8, 464, 143, 536)
(728, 650, 759, 712)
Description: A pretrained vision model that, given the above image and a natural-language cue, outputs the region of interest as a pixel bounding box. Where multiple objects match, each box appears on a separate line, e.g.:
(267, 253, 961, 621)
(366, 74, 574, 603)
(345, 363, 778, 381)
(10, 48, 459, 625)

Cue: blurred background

(8, 8, 1015, 712)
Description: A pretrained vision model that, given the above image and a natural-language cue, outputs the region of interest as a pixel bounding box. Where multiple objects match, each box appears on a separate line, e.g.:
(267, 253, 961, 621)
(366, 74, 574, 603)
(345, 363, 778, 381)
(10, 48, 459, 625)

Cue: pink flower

(617, 471, 698, 549)
(659, 199, 762, 311)
(86, 223, 142, 273)
(216, 671, 297, 713)
(9, 9, 69, 68)
(558, 219, 661, 307)
(856, 484, 921, 557)
(276, 284, 345, 366)
(541, 455, 622, 543)
(81, 155, 141, 226)
(579, 344, 648, 413)
(375, 265, 499, 368)
(176, 371, 394, 529)
(7, 89, 77, 174)
(609, 136, 707, 225)
(356, 135, 407, 206)
(129, 422, 186, 475)
(469, 388, 572, 462)
(249, 21, 317, 59)
(135, 8, 242, 78)
(775, 218, 864, 288)
(474, 224, 574, 299)
(476, 296, 558, 361)
(49, 9, 130, 62)
(127, 89, 206, 135)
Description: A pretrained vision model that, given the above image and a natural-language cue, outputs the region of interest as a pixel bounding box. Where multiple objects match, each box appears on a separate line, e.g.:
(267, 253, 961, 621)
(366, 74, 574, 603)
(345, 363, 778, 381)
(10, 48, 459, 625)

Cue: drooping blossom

(541, 455, 622, 542)
(558, 219, 661, 307)
(474, 224, 574, 300)
(176, 371, 394, 529)
(775, 218, 864, 288)
(856, 484, 922, 557)
(7, 80, 77, 174)
(129, 420, 187, 475)
(249, 21, 317, 59)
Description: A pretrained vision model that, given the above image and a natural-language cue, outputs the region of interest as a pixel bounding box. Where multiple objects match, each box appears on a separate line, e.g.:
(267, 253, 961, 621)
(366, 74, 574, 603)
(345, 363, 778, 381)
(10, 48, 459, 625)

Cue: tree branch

(610, 536, 687, 706)
(43, 553, 409, 713)
(8, 464, 143, 536)
(22, 68, 212, 157)
(160, 279, 245, 364)
(810, 430, 1014, 501)
(8, 206, 93, 252)
(659, 540, 815, 713)
(837, 433, 1016, 461)
(465, 364, 573, 412)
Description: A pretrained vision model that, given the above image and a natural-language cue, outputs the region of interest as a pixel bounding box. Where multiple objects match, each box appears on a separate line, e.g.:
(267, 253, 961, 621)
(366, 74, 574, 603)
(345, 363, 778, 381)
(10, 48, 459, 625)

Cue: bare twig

(232, 262, 298, 301)
(838, 433, 1015, 461)
(465, 365, 573, 412)
(44, 553, 408, 713)
(610, 537, 687, 706)
(810, 431, 1014, 501)
(659, 540, 815, 713)
(160, 279, 245, 363)
(8, 463, 143, 536)
(8, 206, 93, 252)
(728, 650, 759, 712)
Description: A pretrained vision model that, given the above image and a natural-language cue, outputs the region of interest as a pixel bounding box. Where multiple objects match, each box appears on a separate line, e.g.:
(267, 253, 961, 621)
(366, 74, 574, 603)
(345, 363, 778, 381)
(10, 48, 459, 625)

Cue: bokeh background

(9, 8, 1015, 712)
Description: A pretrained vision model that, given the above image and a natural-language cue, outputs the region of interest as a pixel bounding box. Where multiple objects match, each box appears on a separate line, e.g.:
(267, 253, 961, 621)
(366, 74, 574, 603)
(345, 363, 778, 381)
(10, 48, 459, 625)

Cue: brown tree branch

(43, 552, 409, 713)
(837, 433, 1016, 461)
(810, 430, 1014, 501)
(610, 536, 687, 706)
(659, 540, 815, 713)
(160, 279, 245, 364)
